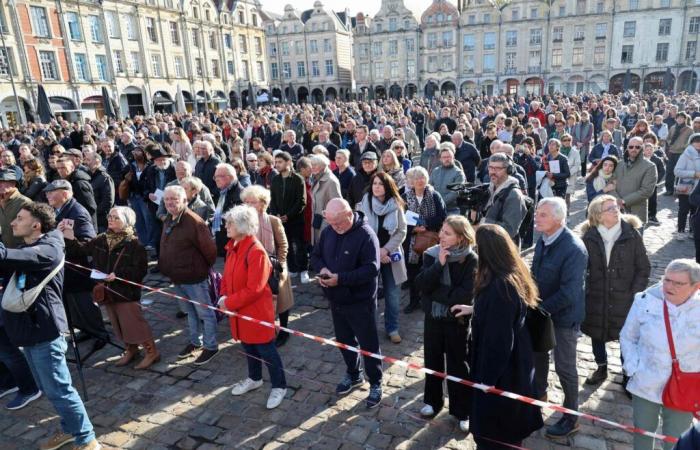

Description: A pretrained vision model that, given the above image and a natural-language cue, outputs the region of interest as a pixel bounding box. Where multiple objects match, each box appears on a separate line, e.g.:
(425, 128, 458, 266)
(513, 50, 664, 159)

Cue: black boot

(275, 331, 289, 347)
(584, 365, 607, 385)
(404, 286, 421, 314)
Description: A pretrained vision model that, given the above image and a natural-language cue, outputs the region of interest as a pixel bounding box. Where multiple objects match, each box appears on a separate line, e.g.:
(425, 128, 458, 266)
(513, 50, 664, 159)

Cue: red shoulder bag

(661, 300, 700, 419)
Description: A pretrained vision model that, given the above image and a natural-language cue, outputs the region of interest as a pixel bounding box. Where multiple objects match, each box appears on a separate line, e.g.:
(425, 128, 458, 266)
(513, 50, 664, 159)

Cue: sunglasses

(627, 145, 642, 149)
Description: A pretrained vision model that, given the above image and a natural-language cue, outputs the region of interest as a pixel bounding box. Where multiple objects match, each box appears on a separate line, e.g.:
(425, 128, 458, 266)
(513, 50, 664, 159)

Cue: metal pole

(0, 17, 24, 125)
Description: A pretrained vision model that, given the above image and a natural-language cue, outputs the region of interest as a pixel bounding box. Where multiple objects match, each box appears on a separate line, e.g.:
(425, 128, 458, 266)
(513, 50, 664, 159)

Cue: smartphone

(317, 273, 331, 280)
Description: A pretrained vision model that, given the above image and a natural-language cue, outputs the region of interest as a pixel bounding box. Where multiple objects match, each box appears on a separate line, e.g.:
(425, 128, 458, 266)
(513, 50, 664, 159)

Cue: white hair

(240, 184, 271, 207)
(223, 205, 259, 236)
(310, 154, 330, 168)
(406, 166, 429, 182)
(164, 184, 187, 200)
(110, 206, 136, 228)
(215, 163, 237, 178)
(537, 197, 567, 224)
(666, 259, 700, 284)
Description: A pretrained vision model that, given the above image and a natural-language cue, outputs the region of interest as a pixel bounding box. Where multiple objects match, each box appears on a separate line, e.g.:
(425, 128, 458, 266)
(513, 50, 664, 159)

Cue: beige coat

(311, 168, 342, 244)
(270, 215, 294, 314)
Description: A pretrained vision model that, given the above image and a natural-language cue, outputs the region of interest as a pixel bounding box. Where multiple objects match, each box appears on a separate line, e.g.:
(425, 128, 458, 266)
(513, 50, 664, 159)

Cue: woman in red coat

(218, 205, 287, 410)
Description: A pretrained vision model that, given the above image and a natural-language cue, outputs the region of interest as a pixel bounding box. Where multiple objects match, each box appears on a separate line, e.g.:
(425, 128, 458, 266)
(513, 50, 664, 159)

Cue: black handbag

(526, 305, 556, 352)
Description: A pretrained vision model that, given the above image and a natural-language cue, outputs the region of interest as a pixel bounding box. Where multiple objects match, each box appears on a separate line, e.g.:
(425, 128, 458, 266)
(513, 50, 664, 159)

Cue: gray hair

(110, 206, 136, 228)
(311, 145, 330, 158)
(336, 149, 350, 160)
(164, 184, 187, 200)
(215, 163, 237, 178)
(180, 176, 203, 193)
(499, 144, 514, 156)
(223, 204, 259, 236)
(666, 259, 700, 284)
(241, 184, 271, 207)
(310, 154, 330, 168)
(439, 141, 455, 155)
(452, 131, 463, 141)
(406, 166, 429, 182)
(537, 197, 567, 224)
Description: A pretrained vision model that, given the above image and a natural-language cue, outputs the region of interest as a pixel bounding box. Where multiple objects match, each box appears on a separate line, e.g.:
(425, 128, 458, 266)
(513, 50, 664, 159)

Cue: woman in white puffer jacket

(620, 259, 700, 450)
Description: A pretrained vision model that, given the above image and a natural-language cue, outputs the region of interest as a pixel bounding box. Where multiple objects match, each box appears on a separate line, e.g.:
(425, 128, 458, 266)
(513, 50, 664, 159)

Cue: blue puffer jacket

(310, 212, 380, 306)
(531, 227, 588, 328)
(0, 230, 68, 347)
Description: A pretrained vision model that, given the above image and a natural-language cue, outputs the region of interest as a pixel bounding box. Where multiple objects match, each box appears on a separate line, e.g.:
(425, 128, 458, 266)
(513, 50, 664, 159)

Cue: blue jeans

(174, 281, 218, 351)
(22, 337, 95, 446)
(129, 195, 152, 247)
(241, 341, 286, 389)
(0, 326, 38, 395)
(130, 195, 159, 248)
(380, 264, 400, 335)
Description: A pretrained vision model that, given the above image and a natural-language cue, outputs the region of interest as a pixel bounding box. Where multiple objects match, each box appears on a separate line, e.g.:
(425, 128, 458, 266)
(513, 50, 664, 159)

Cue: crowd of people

(0, 89, 698, 450)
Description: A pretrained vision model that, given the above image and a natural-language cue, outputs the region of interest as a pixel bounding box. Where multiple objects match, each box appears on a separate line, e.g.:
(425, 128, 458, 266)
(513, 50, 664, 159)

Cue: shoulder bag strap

(111, 246, 128, 273)
(663, 300, 678, 362)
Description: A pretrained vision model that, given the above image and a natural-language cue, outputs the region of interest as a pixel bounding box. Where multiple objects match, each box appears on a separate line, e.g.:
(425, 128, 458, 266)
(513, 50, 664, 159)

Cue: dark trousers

(241, 341, 286, 389)
(666, 153, 680, 193)
(648, 186, 658, 219)
(534, 325, 579, 414)
(423, 318, 470, 420)
(330, 301, 383, 385)
(678, 194, 697, 233)
(406, 261, 422, 306)
(64, 291, 109, 341)
(0, 326, 39, 395)
(284, 223, 308, 273)
(475, 438, 523, 449)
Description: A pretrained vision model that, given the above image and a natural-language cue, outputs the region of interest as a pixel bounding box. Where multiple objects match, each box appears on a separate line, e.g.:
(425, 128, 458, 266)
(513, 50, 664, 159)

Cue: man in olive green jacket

(0, 169, 32, 248)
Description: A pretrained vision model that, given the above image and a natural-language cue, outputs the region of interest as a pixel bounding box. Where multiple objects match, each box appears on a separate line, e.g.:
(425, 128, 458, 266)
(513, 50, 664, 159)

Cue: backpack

(495, 184, 535, 244)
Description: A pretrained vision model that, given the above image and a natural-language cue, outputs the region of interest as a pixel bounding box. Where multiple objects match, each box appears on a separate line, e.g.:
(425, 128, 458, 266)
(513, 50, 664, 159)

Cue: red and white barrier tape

(65, 261, 678, 444)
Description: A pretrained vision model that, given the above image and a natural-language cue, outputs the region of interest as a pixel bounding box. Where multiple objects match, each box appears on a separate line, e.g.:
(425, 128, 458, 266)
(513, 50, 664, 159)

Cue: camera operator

(481, 153, 529, 246)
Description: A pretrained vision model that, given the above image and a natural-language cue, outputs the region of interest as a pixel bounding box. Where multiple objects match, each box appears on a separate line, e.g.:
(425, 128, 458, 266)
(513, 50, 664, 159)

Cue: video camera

(447, 182, 491, 220)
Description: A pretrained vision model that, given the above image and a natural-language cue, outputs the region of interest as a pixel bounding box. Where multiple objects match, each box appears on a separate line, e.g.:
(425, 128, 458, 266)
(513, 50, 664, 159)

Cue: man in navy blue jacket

(0, 203, 99, 449)
(310, 198, 383, 409)
(452, 131, 481, 183)
(531, 197, 588, 439)
(45, 180, 109, 346)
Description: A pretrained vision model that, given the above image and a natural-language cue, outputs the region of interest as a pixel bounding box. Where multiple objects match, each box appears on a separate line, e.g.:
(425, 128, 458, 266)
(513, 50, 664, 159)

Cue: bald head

(323, 198, 354, 234)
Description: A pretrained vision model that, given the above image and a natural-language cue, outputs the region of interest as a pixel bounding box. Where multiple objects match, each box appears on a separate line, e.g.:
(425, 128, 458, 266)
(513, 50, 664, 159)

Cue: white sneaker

(266, 388, 287, 409)
(459, 419, 470, 433)
(420, 404, 435, 417)
(300, 271, 310, 284)
(674, 232, 689, 241)
(231, 378, 263, 396)
(289, 272, 299, 278)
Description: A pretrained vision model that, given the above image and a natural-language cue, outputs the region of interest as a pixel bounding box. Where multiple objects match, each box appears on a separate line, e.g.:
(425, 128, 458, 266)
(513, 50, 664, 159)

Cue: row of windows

(356, 39, 416, 58)
(269, 39, 335, 57)
(270, 60, 335, 79)
(357, 61, 417, 79)
(29, 6, 262, 45)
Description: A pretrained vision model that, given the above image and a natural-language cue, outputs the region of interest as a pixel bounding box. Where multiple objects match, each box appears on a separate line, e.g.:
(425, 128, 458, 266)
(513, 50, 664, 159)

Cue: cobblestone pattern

(0, 187, 692, 450)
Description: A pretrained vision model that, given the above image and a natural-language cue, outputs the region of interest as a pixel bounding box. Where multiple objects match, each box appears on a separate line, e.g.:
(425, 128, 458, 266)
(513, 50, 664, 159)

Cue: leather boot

(115, 344, 140, 367)
(134, 340, 160, 370)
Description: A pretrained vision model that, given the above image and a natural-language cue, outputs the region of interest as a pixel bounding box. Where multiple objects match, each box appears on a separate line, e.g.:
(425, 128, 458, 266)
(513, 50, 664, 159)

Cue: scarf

(406, 187, 438, 264)
(105, 228, 134, 252)
(361, 195, 399, 236)
(424, 245, 474, 319)
(597, 221, 621, 265)
(257, 213, 275, 256)
(593, 172, 612, 193)
(212, 184, 233, 232)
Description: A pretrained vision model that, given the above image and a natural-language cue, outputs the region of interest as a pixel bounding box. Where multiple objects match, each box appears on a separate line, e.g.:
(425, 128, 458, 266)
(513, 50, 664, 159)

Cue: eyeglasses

(107, 215, 122, 221)
(602, 205, 619, 214)
(663, 277, 691, 288)
(488, 165, 507, 171)
(627, 145, 642, 149)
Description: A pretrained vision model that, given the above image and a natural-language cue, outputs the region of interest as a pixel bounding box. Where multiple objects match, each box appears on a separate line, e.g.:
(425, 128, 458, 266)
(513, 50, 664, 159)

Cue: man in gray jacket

(613, 136, 658, 224)
(430, 144, 465, 216)
(481, 153, 528, 245)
